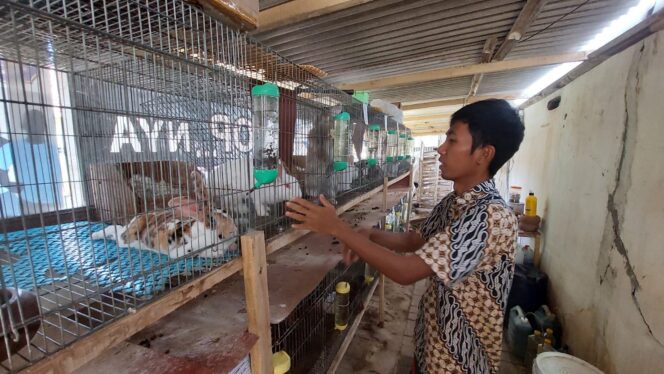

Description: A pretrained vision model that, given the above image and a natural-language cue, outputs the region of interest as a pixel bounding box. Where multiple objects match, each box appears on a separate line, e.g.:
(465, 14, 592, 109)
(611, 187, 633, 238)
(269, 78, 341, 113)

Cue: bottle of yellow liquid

(525, 192, 537, 217)
(334, 282, 350, 331)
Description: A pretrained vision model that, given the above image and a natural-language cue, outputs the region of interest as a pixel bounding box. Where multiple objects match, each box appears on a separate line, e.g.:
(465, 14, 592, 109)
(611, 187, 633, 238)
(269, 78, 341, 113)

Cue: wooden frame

(22, 171, 411, 374)
(338, 53, 587, 91)
(401, 93, 523, 111)
(242, 232, 273, 374)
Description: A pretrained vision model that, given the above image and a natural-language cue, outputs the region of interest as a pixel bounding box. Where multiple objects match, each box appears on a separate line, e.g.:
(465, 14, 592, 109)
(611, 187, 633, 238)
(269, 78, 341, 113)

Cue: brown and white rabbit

(91, 170, 238, 259)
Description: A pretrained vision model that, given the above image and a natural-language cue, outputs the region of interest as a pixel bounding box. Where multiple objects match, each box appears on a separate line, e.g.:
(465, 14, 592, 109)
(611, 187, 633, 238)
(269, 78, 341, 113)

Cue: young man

(286, 99, 525, 374)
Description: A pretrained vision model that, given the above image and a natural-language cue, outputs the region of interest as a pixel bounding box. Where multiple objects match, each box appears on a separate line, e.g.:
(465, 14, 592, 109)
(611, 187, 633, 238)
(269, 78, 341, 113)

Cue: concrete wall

(506, 30, 664, 373)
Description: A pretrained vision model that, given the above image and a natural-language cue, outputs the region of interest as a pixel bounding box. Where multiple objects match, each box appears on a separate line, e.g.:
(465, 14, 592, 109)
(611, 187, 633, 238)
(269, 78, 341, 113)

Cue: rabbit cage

(0, 0, 385, 370)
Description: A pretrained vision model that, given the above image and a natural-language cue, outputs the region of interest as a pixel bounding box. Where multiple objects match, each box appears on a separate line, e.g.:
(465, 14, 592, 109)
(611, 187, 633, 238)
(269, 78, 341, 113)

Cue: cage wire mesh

(270, 260, 377, 374)
(397, 124, 412, 176)
(0, 0, 397, 370)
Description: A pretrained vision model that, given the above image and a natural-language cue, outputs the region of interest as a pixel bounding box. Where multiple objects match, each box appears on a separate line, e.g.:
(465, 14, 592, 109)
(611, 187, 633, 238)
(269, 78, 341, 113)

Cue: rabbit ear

(168, 197, 186, 208)
(169, 197, 203, 218)
(277, 162, 283, 180)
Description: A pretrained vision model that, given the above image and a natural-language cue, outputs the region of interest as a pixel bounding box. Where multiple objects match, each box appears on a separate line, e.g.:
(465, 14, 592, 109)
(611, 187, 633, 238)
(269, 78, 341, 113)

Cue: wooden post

(382, 176, 388, 210)
(241, 231, 273, 374)
(406, 163, 414, 230)
(379, 176, 389, 327)
(378, 274, 385, 327)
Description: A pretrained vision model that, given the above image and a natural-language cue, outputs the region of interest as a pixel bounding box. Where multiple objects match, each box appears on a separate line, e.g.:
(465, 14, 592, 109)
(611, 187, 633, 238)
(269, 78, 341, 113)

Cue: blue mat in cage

(0, 221, 239, 298)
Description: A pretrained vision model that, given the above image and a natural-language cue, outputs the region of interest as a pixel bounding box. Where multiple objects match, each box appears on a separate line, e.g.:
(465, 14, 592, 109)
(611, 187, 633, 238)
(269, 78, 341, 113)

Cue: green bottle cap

(368, 124, 381, 131)
(333, 161, 348, 172)
(334, 112, 350, 121)
(367, 159, 377, 167)
(253, 168, 278, 188)
(387, 129, 397, 135)
(251, 82, 280, 98)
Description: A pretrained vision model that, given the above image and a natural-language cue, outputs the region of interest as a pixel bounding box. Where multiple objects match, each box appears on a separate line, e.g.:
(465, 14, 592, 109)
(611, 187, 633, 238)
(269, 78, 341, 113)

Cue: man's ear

(478, 145, 495, 166)
(482, 145, 496, 164)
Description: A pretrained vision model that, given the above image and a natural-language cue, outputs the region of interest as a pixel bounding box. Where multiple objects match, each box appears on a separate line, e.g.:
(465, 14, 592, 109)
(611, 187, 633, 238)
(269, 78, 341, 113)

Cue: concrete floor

(338, 278, 527, 374)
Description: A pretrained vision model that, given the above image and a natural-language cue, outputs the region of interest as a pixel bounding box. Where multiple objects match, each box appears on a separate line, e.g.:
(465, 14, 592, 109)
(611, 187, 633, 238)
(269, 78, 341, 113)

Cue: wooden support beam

(338, 52, 587, 91)
(467, 37, 498, 98)
(410, 130, 446, 137)
(406, 120, 454, 127)
(466, 1, 546, 102)
(258, 0, 371, 31)
(378, 176, 388, 327)
(242, 231, 273, 374)
(402, 93, 523, 111)
(404, 115, 452, 123)
(494, 0, 548, 61)
(407, 126, 449, 132)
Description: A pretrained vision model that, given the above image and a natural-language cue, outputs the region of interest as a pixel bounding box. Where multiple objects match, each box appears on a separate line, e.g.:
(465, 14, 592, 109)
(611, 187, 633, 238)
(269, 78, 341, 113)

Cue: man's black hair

(450, 99, 525, 176)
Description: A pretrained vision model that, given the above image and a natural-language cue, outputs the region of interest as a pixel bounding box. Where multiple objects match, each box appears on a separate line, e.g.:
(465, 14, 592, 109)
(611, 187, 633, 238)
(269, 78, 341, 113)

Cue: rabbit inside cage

(0, 0, 394, 368)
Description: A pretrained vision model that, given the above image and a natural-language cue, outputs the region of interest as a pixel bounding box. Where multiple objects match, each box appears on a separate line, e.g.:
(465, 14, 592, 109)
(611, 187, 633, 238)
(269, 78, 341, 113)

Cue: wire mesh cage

(270, 259, 376, 374)
(0, 0, 392, 370)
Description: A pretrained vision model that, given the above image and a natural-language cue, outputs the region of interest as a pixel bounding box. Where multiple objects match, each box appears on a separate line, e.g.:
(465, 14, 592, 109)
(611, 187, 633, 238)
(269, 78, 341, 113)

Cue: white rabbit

(208, 157, 302, 217)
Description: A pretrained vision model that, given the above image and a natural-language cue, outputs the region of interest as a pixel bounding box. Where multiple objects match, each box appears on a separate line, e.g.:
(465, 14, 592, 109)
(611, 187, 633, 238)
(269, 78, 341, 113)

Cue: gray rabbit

(304, 109, 336, 204)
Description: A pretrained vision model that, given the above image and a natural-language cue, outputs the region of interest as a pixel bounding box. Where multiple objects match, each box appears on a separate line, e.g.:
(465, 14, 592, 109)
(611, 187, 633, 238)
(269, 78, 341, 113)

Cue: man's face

(437, 121, 481, 181)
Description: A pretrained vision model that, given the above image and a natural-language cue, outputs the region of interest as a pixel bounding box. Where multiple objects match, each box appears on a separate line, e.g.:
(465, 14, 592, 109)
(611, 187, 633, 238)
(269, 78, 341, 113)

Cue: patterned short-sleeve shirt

(413, 179, 517, 374)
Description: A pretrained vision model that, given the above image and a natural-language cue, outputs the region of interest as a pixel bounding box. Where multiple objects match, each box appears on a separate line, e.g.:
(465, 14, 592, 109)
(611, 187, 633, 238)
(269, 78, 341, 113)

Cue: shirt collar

(454, 179, 496, 206)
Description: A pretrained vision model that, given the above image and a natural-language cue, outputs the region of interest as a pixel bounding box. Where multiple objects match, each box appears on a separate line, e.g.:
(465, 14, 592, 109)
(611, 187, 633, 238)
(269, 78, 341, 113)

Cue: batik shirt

(413, 179, 517, 374)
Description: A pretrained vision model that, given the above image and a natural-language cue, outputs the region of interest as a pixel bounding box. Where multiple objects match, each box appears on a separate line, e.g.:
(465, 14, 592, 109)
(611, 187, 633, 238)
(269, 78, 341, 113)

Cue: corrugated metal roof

(477, 65, 552, 95)
(252, 0, 641, 107)
(254, 0, 525, 79)
(507, 0, 639, 59)
(259, 0, 292, 11)
(370, 76, 473, 103)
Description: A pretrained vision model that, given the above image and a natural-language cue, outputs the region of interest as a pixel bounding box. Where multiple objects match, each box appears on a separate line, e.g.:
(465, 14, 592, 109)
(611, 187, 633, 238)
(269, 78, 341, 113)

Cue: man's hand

(285, 195, 344, 236)
(342, 227, 372, 266)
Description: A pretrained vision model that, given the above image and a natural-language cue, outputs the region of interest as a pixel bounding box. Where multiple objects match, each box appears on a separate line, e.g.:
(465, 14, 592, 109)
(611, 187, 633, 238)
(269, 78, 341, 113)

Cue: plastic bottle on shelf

(525, 192, 538, 217)
(537, 338, 554, 354)
(251, 83, 280, 188)
(544, 327, 556, 347)
(524, 330, 544, 369)
(334, 282, 350, 331)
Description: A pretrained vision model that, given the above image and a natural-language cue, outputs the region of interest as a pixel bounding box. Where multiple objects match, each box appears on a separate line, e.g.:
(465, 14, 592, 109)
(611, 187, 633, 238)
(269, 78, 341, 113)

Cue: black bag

(505, 264, 548, 323)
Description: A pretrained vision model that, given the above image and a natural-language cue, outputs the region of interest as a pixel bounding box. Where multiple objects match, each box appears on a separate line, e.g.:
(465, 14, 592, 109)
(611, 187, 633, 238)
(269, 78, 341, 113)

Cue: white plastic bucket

(533, 352, 604, 374)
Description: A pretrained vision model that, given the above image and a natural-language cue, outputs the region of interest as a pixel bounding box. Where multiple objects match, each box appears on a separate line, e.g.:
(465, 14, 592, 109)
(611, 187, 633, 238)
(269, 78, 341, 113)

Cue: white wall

(505, 30, 664, 373)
